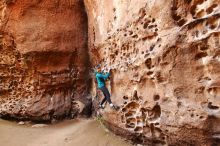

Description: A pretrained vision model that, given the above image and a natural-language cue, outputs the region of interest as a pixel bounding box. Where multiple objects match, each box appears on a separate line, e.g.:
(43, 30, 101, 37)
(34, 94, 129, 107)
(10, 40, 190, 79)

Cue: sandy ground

(0, 118, 133, 146)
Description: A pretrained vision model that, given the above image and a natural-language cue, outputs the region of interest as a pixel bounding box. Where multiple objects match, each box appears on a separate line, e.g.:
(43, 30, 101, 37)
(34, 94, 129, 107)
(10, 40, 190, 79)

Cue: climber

(95, 65, 118, 110)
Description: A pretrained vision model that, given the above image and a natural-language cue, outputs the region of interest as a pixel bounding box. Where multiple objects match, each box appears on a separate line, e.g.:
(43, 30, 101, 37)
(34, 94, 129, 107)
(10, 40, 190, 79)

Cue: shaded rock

(0, 0, 91, 121)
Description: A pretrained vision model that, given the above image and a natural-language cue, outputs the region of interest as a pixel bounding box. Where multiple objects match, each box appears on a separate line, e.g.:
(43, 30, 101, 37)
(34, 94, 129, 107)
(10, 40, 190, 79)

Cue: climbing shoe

(98, 104, 105, 109)
(110, 104, 120, 111)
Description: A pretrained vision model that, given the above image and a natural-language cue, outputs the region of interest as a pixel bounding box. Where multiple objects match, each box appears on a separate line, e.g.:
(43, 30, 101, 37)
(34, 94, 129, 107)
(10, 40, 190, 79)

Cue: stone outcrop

(1, 0, 220, 145)
(85, 0, 220, 145)
(0, 0, 91, 121)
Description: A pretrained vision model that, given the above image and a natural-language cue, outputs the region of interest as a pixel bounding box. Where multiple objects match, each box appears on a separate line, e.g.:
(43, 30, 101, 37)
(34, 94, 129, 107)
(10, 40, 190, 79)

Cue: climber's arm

(96, 73, 110, 80)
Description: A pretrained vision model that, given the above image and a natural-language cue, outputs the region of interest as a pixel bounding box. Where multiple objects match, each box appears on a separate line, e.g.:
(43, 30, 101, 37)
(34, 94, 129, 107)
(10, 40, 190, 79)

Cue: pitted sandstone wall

(85, 0, 220, 145)
(1, 0, 220, 145)
(0, 0, 91, 121)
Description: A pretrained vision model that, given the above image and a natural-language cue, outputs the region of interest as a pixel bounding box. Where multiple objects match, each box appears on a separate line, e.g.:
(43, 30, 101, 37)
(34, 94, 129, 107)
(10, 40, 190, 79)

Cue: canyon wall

(85, 0, 220, 145)
(1, 0, 220, 145)
(0, 0, 91, 121)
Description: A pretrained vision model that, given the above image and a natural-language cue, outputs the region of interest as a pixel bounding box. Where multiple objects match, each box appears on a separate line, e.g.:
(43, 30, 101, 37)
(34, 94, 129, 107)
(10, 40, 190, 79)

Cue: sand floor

(0, 118, 133, 146)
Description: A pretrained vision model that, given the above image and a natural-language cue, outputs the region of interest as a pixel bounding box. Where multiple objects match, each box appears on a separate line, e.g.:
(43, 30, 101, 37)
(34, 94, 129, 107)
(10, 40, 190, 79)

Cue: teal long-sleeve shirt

(95, 72, 110, 88)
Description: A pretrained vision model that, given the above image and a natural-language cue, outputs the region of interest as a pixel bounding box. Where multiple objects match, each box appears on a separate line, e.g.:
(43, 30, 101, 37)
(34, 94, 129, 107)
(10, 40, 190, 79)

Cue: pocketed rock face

(0, 0, 91, 121)
(85, 0, 220, 145)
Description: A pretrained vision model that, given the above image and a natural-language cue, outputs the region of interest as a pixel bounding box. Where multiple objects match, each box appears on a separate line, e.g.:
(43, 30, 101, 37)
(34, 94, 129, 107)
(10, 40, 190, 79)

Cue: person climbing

(95, 65, 117, 110)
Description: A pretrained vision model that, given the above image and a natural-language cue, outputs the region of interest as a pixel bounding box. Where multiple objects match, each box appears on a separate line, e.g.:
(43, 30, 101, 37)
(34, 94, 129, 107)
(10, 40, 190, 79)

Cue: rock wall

(1, 0, 220, 145)
(0, 0, 91, 121)
(85, 0, 220, 145)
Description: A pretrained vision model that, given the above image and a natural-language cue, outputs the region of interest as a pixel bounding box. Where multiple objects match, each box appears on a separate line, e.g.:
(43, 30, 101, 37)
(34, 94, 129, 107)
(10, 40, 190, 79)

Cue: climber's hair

(94, 64, 102, 72)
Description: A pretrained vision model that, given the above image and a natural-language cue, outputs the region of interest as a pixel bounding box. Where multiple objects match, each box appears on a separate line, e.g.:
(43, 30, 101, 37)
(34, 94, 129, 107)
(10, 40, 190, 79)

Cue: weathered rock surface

(1, 0, 220, 145)
(0, 0, 91, 121)
(85, 0, 220, 145)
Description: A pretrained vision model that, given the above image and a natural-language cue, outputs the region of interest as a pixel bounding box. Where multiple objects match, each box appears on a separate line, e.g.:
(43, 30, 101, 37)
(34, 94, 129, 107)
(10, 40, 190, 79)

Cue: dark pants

(99, 86, 112, 105)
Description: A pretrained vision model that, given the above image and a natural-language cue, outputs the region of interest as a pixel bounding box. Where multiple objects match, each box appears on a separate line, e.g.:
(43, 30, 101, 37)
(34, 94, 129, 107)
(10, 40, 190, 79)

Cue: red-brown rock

(85, 0, 220, 145)
(0, 0, 91, 121)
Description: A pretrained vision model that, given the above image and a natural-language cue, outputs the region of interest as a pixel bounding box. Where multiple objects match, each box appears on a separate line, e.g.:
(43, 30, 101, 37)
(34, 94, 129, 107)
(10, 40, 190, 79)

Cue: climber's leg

(100, 96, 107, 106)
(100, 86, 112, 104)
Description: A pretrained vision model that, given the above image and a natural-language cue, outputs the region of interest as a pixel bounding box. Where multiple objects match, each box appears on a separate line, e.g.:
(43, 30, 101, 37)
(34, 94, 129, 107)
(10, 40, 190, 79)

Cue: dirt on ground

(0, 118, 133, 146)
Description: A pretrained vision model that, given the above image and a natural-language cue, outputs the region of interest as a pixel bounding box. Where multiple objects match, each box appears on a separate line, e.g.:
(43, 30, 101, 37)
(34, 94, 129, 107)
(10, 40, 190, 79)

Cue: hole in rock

(133, 90, 139, 100)
(125, 101, 140, 110)
(195, 86, 205, 94)
(143, 22, 149, 29)
(150, 45, 155, 51)
(177, 101, 182, 107)
(185, 0, 192, 4)
(177, 19, 186, 26)
(157, 38, 162, 42)
(153, 95, 160, 101)
(134, 127, 143, 132)
(194, 30, 199, 37)
(155, 127, 162, 133)
(196, 0, 205, 5)
(148, 25, 154, 29)
(122, 108, 127, 112)
(172, 14, 181, 21)
(199, 116, 204, 119)
(144, 53, 150, 58)
(206, 4, 218, 14)
(126, 123, 135, 128)
(210, 24, 217, 30)
(202, 29, 208, 35)
(171, 6, 177, 11)
(123, 96, 129, 100)
(145, 58, 152, 69)
(132, 35, 138, 39)
(121, 115, 125, 122)
(162, 137, 166, 140)
(195, 52, 208, 60)
(129, 31, 133, 35)
(138, 8, 146, 17)
(140, 107, 148, 113)
(195, 9, 206, 18)
(125, 111, 136, 117)
(147, 71, 153, 75)
(155, 122, 159, 126)
(136, 116, 144, 122)
(139, 96, 143, 100)
(115, 50, 118, 55)
(206, 17, 218, 30)
(148, 104, 161, 120)
(200, 46, 208, 51)
(126, 118, 136, 124)
(152, 18, 155, 22)
(208, 102, 219, 110)
(190, 5, 197, 16)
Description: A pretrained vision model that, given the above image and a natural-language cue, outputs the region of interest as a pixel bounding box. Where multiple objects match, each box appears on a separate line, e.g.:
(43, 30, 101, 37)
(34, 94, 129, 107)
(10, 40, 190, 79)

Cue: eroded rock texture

(0, 0, 91, 121)
(85, 0, 220, 145)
